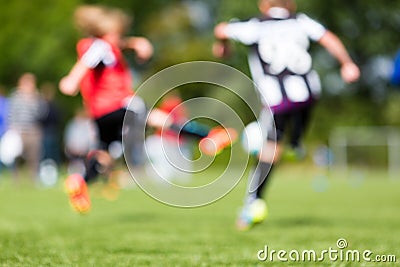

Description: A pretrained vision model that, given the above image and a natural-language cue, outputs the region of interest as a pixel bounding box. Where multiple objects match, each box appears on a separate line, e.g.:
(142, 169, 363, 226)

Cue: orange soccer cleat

(199, 127, 238, 156)
(64, 174, 91, 214)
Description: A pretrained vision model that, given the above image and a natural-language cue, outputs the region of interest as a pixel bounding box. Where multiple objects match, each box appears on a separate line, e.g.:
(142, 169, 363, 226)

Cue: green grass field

(0, 164, 399, 266)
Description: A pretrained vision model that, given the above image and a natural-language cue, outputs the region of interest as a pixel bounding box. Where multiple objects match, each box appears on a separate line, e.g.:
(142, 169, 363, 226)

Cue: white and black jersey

(225, 7, 326, 113)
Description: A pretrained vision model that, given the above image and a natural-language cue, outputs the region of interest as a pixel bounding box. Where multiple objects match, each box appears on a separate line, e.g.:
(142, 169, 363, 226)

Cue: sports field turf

(0, 164, 399, 266)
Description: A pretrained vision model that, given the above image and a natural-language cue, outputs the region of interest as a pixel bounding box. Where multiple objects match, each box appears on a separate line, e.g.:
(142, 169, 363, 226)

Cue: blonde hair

(259, 0, 296, 13)
(74, 5, 132, 37)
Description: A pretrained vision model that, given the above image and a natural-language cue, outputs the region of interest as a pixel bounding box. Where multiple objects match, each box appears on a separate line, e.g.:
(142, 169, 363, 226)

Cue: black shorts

(267, 105, 313, 142)
(95, 108, 146, 150)
(95, 109, 126, 149)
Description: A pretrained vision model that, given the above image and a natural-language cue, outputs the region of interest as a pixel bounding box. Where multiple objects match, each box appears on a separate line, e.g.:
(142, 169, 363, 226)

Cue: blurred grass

(0, 164, 399, 266)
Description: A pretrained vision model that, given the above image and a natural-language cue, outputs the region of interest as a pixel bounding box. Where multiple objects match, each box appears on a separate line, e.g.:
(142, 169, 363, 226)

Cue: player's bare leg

(236, 141, 282, 230)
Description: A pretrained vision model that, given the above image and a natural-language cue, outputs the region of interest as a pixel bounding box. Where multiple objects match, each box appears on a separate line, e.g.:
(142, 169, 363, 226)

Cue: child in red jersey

(60, 5, 236, 213)
(60, 5, 152, 117)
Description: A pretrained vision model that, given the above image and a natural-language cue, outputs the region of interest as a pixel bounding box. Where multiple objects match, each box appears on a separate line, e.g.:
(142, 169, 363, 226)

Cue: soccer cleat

(199, 127, 238, 156)
(283, 146, 306, 162)
(65, 174, 91, 214)
(236, 199, 268, 231)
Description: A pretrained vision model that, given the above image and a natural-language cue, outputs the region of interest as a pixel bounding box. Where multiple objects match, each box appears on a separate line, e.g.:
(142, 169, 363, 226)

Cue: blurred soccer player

(60, 5, 236, 213)
(146, 94, 194, 183)
(214, 0, 360, 230)
(8, 73, 43, 180)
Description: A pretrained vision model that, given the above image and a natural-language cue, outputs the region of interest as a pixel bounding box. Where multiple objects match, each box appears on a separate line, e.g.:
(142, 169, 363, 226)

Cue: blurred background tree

(1, 0, 400, 141)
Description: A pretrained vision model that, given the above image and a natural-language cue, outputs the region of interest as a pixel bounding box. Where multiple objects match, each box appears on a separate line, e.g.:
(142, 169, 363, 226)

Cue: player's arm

(214, 22, 229, 40)
(59, 60, 89, 96)
(121, 37, 153, 63)
(214, 20, 260, 58)
(213, 22, 232, 58)
(318, 31, 360, 83)
(60, 39, 117, 96)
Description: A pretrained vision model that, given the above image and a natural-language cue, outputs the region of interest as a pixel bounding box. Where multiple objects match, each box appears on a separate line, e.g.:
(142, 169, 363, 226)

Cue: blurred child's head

(17, 72, 37, 93)
(74, 5, 132, 38)
(258, 0, 296, 14)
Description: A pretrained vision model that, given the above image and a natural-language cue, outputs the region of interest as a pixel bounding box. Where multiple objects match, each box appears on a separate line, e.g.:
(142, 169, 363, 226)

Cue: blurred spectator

(391, 50, 400, 86)
(37, 82, 62, 187)
(0, 85, 8, 137)
(8, 73, 43, 179)
(0, 85, 8, 173)
(39, 82, 62, 164)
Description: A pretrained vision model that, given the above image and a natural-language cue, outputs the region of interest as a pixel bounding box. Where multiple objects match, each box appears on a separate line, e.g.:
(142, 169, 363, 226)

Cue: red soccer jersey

(77, 38, 133, 119)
